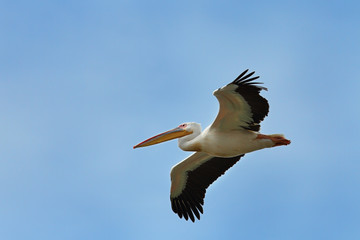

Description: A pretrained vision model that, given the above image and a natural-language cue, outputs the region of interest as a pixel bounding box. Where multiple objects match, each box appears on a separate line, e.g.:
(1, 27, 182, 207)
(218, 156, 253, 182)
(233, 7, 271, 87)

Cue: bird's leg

(256, 134, 291, 147)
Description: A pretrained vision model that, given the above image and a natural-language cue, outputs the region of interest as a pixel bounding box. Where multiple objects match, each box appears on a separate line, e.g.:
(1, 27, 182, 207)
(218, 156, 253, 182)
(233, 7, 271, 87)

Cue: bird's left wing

(170, 152, 244, 222)
(210, 69, 269, 132)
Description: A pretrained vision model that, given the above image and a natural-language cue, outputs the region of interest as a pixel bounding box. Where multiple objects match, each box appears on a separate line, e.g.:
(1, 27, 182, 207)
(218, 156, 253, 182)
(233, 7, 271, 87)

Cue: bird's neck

(178, 131, 202, 152)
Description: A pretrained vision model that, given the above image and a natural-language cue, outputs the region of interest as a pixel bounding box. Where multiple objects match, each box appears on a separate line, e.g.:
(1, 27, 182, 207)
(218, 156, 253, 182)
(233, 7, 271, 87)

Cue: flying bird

(133, 69, 290, 222)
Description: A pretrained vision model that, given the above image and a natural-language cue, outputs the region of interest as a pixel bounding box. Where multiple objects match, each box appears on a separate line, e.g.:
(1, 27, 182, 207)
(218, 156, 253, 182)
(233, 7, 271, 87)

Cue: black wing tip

(232, 69, 265, 90)
(171, 197, 202, 222)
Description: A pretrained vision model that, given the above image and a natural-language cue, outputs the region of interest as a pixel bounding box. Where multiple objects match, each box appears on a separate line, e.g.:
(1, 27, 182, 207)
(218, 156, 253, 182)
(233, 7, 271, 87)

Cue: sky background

(1, 0, 360, 239)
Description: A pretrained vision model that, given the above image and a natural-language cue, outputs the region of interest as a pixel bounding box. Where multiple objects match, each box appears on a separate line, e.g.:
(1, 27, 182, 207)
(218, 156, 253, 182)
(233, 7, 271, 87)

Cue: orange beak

(133, 127, 192, 149)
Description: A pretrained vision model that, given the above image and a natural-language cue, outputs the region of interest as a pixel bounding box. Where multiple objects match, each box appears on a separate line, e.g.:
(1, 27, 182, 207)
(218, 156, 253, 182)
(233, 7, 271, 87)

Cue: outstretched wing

(170, 152, 244, 222)
(211, 69, 269, 132)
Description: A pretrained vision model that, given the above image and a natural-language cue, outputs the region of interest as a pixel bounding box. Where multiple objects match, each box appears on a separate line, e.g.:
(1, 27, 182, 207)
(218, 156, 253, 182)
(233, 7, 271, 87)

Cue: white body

(178, 123, 274, 157)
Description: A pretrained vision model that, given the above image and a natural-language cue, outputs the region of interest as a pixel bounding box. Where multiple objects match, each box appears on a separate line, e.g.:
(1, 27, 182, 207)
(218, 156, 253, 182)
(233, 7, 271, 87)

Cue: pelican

(133, 69, 291, 222)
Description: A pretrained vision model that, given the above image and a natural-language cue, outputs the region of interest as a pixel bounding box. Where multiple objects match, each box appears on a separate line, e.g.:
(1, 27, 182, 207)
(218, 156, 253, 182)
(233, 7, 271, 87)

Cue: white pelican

(133, 69, 290, 222)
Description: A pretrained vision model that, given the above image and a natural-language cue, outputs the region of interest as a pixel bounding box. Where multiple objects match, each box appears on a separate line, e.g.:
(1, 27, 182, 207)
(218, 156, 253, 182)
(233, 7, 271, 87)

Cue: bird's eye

(180, 124, 187, 128)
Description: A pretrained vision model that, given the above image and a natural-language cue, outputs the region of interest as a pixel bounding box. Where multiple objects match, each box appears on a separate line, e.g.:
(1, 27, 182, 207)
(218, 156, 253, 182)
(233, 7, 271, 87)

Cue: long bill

(133, 127, 192, 149)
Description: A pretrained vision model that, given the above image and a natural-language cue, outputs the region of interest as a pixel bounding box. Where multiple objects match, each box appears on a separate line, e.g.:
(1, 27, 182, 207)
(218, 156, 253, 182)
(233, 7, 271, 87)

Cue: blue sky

(1, 0, 360, 239)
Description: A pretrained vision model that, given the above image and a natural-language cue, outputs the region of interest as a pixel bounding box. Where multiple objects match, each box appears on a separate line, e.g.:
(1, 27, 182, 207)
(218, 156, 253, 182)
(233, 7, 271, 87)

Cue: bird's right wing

(170, 152, 244, 222)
